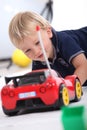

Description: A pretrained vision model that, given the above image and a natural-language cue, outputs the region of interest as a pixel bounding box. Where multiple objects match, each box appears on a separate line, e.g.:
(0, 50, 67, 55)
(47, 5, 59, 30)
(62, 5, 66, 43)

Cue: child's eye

(35, 41, 40, 45)
(25, 49, 31, 54)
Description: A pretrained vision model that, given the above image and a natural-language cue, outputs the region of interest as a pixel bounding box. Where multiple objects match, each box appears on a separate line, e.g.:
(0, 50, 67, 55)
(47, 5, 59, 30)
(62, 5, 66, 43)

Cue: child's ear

(46, 27, 53, 38)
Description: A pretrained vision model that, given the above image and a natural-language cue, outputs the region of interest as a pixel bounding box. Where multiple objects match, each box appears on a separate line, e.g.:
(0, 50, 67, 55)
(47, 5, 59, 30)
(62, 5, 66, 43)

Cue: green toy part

(61, 105, 87, 130)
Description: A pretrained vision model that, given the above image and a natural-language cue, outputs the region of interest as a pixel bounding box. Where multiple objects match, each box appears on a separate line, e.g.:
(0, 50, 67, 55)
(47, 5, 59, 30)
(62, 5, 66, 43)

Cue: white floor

(0, 63, 87, 130)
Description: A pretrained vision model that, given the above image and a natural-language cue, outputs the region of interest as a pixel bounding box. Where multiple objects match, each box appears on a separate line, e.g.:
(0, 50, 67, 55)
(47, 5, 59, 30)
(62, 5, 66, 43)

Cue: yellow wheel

(62, 87, 70, 106)
(59, 84, 70, 108)
(74, 79, 82, 101)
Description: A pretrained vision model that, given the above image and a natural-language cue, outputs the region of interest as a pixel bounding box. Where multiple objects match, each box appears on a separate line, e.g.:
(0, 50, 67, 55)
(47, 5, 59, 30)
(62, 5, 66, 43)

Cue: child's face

(18, 27, 53, 62)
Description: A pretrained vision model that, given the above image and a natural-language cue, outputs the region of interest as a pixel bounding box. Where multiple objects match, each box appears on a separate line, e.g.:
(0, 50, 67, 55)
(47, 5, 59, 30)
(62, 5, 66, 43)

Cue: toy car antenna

(36, 25, 52, 76)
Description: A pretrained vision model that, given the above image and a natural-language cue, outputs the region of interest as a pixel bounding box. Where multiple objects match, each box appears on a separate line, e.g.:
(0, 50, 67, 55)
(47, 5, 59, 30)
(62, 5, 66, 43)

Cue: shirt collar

(51, 28, 59, 53)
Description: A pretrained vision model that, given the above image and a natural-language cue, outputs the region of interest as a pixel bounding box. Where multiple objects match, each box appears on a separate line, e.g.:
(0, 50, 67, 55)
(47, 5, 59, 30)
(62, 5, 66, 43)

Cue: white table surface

(0, 76, 87, 130)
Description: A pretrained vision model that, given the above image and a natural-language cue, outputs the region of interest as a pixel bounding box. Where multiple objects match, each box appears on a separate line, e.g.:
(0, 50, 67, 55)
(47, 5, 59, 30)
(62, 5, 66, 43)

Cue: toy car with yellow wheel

(1, 68, 83, 116)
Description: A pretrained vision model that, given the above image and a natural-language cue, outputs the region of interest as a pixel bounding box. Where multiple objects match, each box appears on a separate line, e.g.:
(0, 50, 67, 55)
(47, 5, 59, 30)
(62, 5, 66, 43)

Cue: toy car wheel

(74, 78, 82, 101)
(2, 106, 19, 116)
(59, 84, 70, 108)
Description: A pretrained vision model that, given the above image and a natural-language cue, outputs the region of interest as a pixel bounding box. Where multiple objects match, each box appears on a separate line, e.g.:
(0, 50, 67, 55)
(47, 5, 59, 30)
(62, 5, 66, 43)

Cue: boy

(9, 11, 87, 86)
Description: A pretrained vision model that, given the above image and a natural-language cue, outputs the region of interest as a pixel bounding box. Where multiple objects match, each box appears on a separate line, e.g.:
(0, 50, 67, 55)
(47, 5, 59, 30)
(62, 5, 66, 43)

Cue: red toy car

(1, 68, 82, 116)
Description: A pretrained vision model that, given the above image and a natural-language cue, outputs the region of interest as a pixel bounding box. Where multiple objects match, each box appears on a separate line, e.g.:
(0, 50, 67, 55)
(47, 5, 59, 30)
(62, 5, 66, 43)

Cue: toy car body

(1, 69, 82, 116)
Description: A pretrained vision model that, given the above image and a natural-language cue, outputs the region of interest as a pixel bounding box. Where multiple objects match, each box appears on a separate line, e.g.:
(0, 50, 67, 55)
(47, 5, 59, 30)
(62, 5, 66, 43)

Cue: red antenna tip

(36, 25, 40, 31)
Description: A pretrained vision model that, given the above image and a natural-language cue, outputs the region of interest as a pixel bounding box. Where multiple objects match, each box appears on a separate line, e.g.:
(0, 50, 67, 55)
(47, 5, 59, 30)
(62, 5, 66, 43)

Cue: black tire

(59, 84, 70, 108)
(2, 106, 19, 116)
(74, 78, 82, 102)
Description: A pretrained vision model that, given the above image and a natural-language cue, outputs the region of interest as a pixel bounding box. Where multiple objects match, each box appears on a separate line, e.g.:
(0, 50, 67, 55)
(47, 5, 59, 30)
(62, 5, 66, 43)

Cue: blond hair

(9, 11, 51, 47)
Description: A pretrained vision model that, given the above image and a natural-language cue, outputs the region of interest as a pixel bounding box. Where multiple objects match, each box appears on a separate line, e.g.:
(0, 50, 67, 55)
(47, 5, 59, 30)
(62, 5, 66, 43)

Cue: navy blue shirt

(32, 27, 87, 84)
